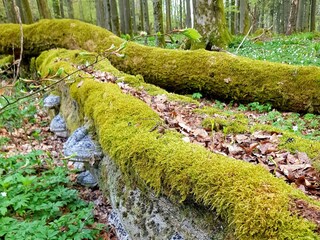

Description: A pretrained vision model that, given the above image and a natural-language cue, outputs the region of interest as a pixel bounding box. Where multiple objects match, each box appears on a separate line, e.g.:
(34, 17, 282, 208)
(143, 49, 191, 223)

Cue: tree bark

(185, 0, 191, 28)
(110, 0, 120, 35)
(1, 19, 320, 113)
(165, 0, 171, 32)
(142, 0, 150, 33)
(59, 0, 64, 18)
(193, 0, 231, 48)
(286, 0, 299, 35)
(153, 0, 166, 48)
(52, 0, 61, 18)
(17, 0, 33, 23)
(36, 0, 52, 19)
(65, 0, 74, 19)
(310, 0, 316, 31)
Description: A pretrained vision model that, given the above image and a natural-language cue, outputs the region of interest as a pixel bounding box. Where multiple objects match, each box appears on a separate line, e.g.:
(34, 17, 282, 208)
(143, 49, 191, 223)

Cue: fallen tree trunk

(36, 48, 320, 239)
(1, 19, 320, 113)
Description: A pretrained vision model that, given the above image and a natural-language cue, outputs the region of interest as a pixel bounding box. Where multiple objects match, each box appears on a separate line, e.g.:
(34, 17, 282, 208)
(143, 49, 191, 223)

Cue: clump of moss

(37, 49, 320, 239)
(0, 55, 13, 67)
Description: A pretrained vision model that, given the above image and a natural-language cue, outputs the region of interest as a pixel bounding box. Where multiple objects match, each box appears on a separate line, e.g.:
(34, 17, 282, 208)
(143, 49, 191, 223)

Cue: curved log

(0, 19, 319, 113)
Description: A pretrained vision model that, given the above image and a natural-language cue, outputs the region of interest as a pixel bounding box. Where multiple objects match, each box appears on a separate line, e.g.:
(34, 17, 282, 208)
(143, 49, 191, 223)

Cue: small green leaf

(182, 28, 202, 42)
(118, 41, 128, 51)
(56, 68, 64, 77)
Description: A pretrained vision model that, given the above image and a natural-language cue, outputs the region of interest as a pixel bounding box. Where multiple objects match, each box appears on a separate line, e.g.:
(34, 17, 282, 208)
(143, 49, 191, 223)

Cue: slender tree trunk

(239, 0, 249, 34)
(179, 0, 182, 28)
(185, 0, 191, 28)
(302, 0, 310, 31)
(139, 0, 144, 31)
(60, 0, 64, 18)
(105, 0, 112, 30)
(95, 0, 102, 26)
(165, 0, 171, 32)
(52, 0, 61, 18)
(142, 0, 150, 33)
(17, 0, 33, 23)
(230, 0, 235, 33)
(78, 0, 84, 20)
(310, 0, 316, 31)
(296, 0, 304, 31)
(286, 0, 299, 34)
(260, 0, 265, 28)
(153, 0, 165, 47)
(65, 0, 74, 19)
(3, 0, 16, 23)
(36, 0, 52, 19)
(110, 0, 120, 35)
(119, 0, 125, 34)
(131, 0, 137, 34)
(124, 0, 132, 35)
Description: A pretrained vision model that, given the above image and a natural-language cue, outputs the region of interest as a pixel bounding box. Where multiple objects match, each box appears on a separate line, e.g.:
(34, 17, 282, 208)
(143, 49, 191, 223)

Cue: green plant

(248, 102, 272, 112)
(192, 92, 202, 99)
(0, 151, 106, 239)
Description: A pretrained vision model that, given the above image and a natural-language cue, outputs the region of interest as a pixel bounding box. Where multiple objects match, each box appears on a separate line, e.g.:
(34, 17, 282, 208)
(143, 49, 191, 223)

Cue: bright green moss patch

(36, 49, 320, 239)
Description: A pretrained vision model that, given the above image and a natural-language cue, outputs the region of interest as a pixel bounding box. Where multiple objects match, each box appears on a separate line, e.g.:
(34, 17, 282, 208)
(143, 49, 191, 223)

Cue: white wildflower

(292, 125, 298, 132)
(1, 192, 7, 197)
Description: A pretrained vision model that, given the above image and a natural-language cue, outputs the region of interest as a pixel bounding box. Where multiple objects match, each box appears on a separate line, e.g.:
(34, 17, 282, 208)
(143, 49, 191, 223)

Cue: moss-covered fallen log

(1, 19, 320, 113)
(35, 48, 320, 239)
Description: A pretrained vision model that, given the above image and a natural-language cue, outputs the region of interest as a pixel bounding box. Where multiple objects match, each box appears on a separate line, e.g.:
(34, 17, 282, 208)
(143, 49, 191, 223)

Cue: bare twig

(13, 1, 23, 83)
(236, 25, 253, 53)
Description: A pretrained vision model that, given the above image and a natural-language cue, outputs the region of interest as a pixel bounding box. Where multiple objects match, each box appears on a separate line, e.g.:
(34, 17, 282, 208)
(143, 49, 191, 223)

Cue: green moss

(0, 55, 13, 67)
(36, 49, 320, 239)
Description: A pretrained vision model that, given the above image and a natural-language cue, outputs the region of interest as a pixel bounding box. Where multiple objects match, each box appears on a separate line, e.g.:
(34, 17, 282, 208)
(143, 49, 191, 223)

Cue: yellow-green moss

(36, 49, 320, 239)
(0, 55, 13, 67)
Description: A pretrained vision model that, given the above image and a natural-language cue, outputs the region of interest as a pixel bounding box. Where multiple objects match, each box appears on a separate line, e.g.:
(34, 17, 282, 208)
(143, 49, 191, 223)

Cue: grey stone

(98, 155, 229, 240)
(44, 95, 60, 108)
(76, 170, 97, 187)
(49, 114, 68, 137)
(108, 210, 131, 240)
(170, 233, 184, 240)
(63, 127, 103, 161)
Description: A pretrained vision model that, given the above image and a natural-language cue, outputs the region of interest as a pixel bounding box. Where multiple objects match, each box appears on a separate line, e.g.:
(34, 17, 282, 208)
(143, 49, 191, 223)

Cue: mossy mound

(1, 19, 320, 113)
(36, 49, 320, 239)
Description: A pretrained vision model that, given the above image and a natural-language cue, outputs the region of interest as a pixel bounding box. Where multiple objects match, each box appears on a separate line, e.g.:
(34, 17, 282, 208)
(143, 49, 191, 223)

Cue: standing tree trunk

(124, 0, 132, 35)
(118, 0, 125, 34)
(139, 0, 144, 31)
(110, 0, 120, 35)
(286, 0, 299, 34)
(165, 0, 172, 32)
(65, 0, 74, 19)
(153, 0, 165, 47)
(16, 0, 33, 23)
(194, 0, 231, 48)
(239, 0, 249, 34)
(59, 0, 64, 18)
(310, 0, 316, 31)
(185, 0, 191, 28)
(131, 0, 137, 34)
(95, 0, 102, 26)
(78, 0, 84, 20)
(52, 0, 61, 18)
(3, 0, 16, 23)
(296, 0, 305, 32)
(230, 0, 236, 33)
(36, 0, 52, 19)
(142, 0, 150, 33)
(104, 0, 112, 30)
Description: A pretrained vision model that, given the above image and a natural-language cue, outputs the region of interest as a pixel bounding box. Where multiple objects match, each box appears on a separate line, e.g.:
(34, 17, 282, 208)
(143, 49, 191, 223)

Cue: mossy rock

(1, 19, 320, 113)
(36, 49, 320, 239)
